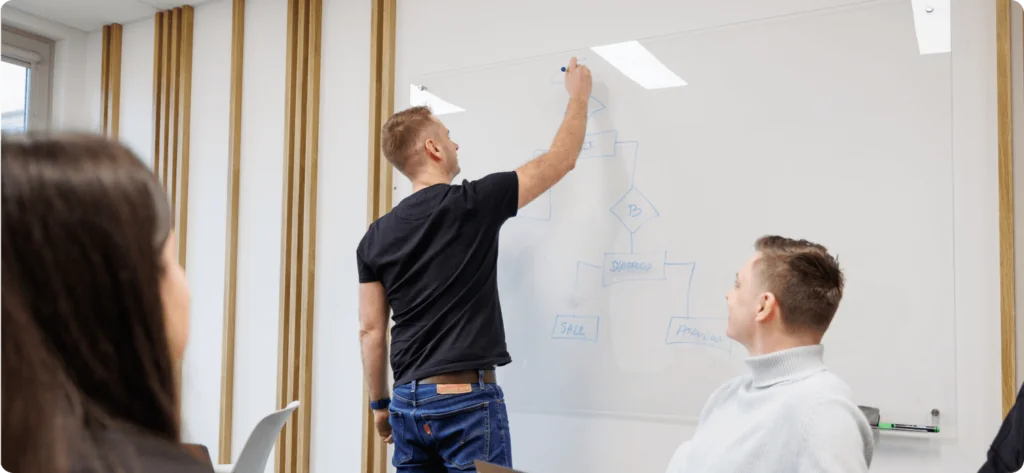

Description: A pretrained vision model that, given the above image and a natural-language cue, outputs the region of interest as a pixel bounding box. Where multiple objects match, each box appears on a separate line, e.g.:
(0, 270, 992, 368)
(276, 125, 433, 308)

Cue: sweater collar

(745, 344, 827, 388)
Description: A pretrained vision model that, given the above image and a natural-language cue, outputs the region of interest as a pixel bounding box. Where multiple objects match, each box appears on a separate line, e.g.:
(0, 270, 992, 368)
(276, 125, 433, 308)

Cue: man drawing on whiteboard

(357, 57, 592, 471)
(665, 236, 874, 473)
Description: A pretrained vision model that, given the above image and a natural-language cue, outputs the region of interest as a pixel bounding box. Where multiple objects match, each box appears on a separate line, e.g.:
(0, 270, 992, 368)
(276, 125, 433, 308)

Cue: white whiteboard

(396, 0, 958, 438)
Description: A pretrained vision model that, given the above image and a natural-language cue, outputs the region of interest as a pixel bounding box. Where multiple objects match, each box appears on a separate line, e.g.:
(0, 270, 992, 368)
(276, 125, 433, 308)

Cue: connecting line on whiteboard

(575, 261, 602, 288)
(571, 261, 603, 316)
(665, 262, 696, 317)
(613, 140, 641, 188)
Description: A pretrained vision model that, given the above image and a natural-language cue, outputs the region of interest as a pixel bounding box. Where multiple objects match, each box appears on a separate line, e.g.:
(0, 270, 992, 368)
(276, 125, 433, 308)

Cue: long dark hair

(2, 134, 180, 473)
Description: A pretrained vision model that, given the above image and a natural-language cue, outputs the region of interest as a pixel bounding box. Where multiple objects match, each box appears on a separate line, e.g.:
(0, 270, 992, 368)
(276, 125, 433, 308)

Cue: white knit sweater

(665, 344, 874, 473)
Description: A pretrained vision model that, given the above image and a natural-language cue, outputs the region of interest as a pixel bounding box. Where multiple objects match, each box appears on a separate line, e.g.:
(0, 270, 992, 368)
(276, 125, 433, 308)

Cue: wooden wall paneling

(148, 6, 192, 421)
(378, 0, 394, 216)
(160, 11, 172, 191)
(277, 0, 300, 471)
(219, 0, 246, 463)
(109, 24, 122, 139)
(169, 8, 181, 215)
(99, 24, 122, 138)
(276, 0, 321, 472)
(101, 25, 110, 134)
(361, 1, 396, 472)
(153, 13, 164, 173)
(296, 0, 322, 468)
(150, 6, 192, 258)
(175, 6, 194, 269)
(998, 0, 1020, 416)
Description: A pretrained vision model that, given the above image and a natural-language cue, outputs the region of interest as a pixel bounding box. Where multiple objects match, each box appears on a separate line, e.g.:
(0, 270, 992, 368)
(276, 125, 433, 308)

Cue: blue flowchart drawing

(602, 251, 667, 286)
(665, 317, 732, 353)
(610, 187, 660, 237)
(551, 315, 600, 342)
(519, 77, 729, 350)
(580, 130, 617, 159)
(587, 96, 606, 117)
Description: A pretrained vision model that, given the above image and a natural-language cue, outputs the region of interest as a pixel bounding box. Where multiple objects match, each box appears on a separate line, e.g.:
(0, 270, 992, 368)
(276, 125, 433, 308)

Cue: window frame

(1, 25, 54, 131)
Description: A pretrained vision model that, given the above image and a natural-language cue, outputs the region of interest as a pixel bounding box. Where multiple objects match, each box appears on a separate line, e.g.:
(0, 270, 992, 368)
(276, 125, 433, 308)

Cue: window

(1, 26, 54, 132)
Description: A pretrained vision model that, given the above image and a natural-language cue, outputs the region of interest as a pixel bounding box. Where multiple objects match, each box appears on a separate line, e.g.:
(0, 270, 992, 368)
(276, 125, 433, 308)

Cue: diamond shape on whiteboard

(609, 187, 659, 233)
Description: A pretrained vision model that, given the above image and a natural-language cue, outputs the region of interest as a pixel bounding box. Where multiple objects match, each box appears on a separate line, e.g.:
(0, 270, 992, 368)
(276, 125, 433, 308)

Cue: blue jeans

(390, 372, 513, 472)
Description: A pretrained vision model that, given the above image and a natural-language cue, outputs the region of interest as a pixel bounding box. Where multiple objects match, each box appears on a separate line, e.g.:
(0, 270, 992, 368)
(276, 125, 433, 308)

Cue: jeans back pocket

(422, 401, 491, 471)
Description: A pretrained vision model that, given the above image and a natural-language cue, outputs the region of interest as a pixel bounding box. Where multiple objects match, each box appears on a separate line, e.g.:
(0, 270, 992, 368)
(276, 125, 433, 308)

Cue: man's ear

(424, 138, 442, 161)
(754, 292, 778, 324)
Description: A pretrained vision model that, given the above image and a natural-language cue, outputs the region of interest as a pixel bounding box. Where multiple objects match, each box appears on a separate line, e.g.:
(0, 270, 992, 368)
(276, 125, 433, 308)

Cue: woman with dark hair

(1, 134, 210, 473)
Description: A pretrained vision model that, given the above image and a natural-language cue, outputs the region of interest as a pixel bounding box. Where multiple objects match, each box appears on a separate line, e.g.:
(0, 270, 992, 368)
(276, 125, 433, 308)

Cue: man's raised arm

(515, 57, 593, 209)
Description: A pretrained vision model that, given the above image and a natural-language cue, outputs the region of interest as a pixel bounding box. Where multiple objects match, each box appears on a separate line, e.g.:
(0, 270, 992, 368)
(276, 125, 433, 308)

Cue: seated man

(666, 236, 873, 473)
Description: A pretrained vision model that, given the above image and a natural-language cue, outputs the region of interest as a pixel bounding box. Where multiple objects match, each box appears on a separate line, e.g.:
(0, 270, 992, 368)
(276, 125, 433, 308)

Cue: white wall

(118, 18, 153, 162)
(231, 0, 286, 469)
(84, 29, 101, 131)
(45, 0, 236, 459)
(65, 0, 374, 471)
(309, 0, 371, 471)
(180, 0, 232, 462)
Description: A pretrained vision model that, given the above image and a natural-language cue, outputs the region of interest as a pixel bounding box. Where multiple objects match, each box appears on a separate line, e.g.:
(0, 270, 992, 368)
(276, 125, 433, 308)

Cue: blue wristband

(369, 398, 390, 410)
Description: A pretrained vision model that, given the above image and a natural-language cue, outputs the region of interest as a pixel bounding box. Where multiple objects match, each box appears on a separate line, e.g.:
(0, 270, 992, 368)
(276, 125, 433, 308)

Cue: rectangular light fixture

(590, 40, 686, 89)
(910, 0, 950, 55)
(409, 84, 465, 115)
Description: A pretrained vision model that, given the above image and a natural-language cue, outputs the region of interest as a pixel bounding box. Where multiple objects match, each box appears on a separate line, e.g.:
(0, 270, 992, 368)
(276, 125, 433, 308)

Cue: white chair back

(233, 400, 300, 473)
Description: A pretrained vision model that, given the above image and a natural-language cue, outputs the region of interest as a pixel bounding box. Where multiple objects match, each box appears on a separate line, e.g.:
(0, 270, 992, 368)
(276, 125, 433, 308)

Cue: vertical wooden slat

(361, 1, 396, 472)
(169, 8, 182, 213)
(378, 1, 395, 217)
(998, 0, 1019, 417)
(99, 24, 122, 138)
(361, 0, 383, 465)
(161, 11, 172, 191)
(364, 0, 382, 227)
(108, 24, 122, 139)
(176, 6, 194, 269)
(219, 0, 246, 464)
(99, 24, 123, 138)
(285, 0, 307, 468)
(296, 0, 321, 470)
(149, 6, 194, 421)
(276, 0, 321, 472)
(101, 25, 111, 135)
(153, 13, 164, 173)
(276, 0, 299, 471)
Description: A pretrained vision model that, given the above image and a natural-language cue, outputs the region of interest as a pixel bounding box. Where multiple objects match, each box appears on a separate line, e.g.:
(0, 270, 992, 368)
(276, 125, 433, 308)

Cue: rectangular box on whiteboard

(551, 315, 600, 342)
(665, 317, 731, 353)
(602, 251, 667, 286)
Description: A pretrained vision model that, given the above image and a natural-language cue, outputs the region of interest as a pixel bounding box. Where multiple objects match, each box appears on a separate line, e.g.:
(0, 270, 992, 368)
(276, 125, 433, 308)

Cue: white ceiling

(5, 0, 218, 33)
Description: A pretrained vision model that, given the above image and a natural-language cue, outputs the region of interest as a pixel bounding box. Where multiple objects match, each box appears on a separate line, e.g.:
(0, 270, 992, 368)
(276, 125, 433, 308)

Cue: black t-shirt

(356, 171, 519, 386)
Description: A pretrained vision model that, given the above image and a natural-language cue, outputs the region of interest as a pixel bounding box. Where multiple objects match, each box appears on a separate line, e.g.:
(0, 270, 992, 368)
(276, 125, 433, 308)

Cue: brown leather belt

(418, 369, 497, 385)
